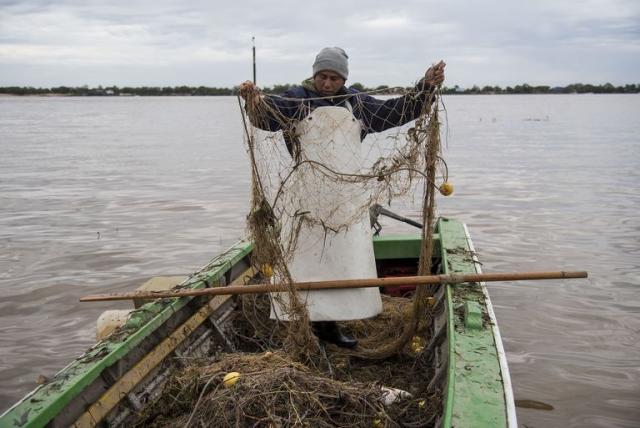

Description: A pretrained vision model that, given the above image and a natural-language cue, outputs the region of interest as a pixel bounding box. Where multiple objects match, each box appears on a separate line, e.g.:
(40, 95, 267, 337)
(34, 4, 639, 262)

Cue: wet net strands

(241, 84, 445, 360)
(137, 83, 449, 427)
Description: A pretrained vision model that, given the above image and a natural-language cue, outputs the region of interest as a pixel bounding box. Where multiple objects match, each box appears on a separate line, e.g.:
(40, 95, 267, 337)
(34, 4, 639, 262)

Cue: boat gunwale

(1, 222, 515, 428)
(462, 223, 517, 427)
(437, 217, 514, 427)
(0, 240, 254, 428)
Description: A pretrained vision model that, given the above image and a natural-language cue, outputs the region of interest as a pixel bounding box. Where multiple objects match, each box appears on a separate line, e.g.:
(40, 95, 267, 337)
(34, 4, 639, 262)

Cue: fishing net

(240, 82, 447, 361)
(135, 296, 440, 428)
(136, 82, 449, 427)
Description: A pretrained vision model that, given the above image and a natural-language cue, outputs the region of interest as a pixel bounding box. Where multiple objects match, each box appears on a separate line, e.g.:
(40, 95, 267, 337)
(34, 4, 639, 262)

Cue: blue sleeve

(249, 89, 308, 132)
(355, 83, 433, 133)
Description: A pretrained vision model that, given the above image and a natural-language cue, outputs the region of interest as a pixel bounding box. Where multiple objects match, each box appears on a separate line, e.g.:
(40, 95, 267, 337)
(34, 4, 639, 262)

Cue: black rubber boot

(312, 321, 358, 349)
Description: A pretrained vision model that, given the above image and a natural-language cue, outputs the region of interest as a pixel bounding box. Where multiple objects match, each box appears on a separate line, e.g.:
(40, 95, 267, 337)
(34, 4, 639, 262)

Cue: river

(0, 94, 638, 427)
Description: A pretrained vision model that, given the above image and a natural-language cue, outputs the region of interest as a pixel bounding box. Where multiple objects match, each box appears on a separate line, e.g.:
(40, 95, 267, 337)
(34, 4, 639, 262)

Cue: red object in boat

(378, 263, 417, 297)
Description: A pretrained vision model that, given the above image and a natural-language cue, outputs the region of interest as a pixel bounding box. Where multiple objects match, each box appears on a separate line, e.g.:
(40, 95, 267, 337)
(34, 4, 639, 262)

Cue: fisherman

(239, 47, 445, 147)
(239, 47, 445, 348)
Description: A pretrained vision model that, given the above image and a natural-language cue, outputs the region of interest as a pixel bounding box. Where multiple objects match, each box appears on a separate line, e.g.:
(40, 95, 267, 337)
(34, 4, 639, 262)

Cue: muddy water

(1, 94, 638, 427)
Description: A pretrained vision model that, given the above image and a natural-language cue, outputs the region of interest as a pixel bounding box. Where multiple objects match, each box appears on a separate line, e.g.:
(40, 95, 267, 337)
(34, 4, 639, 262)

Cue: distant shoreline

(2, 93, 638, 98)
(1, 82, 638, 96)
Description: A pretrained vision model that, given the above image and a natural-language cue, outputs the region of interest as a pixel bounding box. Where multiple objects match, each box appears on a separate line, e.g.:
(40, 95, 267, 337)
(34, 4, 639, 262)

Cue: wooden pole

(80, 271, 587, 302)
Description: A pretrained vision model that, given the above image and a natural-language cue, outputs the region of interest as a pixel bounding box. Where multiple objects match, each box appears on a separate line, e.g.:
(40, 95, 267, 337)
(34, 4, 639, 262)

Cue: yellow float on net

(410, 336, 425, 354)
(439, 182, 454, 196)
(261, 264, 274, 277)
(222, 372, 241, 388)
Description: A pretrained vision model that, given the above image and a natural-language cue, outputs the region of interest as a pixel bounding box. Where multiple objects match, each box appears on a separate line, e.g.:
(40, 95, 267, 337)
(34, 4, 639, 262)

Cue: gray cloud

(0, 0, 638, 87)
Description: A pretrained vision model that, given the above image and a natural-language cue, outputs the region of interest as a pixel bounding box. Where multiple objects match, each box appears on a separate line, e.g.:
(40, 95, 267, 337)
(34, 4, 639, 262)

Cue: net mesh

(239, 83, 447, 361)
(134, 83, 450, 427)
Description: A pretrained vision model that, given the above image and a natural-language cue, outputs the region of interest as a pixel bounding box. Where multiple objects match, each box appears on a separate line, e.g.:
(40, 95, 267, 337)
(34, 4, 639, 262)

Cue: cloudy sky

(1, 0, 638, 88)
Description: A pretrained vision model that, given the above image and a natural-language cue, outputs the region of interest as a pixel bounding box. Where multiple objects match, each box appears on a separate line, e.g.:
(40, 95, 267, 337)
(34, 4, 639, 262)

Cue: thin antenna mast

(252, 36, 256, 84)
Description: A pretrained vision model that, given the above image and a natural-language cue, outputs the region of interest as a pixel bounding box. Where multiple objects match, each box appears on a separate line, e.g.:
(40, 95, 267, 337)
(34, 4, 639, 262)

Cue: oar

(80, 270, 587, 302)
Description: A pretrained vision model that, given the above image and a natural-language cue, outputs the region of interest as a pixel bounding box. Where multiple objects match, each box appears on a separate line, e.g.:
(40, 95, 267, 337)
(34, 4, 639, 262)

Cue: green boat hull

(0, 217, 516, 427)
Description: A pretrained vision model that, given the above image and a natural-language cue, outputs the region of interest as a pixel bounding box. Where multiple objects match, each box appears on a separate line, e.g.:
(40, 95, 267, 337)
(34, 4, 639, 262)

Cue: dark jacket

(254, 80, 434, 140)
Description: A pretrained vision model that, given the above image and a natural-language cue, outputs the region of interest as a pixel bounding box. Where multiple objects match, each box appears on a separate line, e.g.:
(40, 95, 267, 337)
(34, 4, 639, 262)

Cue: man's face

(313, 70, 346, 96)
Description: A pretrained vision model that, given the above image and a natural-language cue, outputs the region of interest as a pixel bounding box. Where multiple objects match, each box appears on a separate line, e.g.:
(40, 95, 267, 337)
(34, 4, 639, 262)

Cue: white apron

(270, 106, 382, 321)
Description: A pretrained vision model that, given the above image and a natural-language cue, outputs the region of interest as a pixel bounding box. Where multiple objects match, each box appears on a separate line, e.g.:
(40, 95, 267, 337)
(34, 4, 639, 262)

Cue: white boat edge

(463, 222, 518, 427)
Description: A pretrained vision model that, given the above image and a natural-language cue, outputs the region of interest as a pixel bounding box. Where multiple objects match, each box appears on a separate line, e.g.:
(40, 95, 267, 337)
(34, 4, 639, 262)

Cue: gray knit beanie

(312, 47, 349, 79)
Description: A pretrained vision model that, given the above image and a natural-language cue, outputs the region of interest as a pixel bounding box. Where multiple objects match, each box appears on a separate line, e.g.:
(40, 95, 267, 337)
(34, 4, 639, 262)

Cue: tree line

(439, 83, 640, 95)
(1, 82, 638, 96)
(0, 85, 234, 96)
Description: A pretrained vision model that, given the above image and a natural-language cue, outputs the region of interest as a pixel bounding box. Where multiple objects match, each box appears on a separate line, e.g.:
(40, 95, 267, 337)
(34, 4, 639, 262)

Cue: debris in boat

(410, 335, 426, 354)
(135, 350, 438, 427)
(380, 386, 412, 406)
(134, 295, 440, 427)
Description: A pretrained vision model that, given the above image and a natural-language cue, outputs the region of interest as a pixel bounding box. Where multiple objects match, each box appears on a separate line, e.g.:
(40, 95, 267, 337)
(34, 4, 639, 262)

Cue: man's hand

(424, 60, 446, 87)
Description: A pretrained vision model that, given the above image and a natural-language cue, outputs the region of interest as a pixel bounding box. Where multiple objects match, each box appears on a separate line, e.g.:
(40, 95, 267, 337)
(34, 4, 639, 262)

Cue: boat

(0, 217, 517, 427)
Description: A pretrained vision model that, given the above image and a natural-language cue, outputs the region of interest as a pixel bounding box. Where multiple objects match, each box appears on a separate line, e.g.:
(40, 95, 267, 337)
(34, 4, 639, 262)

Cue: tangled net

(136, 82, 449, 427)
(136, 296, 439, 427)
(241, 82, 446, 361)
